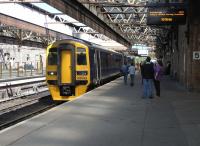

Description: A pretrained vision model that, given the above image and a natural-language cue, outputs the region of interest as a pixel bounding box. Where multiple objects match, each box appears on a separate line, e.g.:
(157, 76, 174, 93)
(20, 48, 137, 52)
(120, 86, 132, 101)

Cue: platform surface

(0, 74, 200, 146)
(0, 76, 45, 88)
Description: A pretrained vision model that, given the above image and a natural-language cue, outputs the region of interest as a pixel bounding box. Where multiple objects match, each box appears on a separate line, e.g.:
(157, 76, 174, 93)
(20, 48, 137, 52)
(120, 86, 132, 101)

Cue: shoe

(149, 96, 154, 99)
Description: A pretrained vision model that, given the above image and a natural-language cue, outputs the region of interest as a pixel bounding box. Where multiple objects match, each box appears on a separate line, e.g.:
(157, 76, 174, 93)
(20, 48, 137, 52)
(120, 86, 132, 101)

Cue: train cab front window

(77, 48, 87, 65)
(48, 48, 57, 65)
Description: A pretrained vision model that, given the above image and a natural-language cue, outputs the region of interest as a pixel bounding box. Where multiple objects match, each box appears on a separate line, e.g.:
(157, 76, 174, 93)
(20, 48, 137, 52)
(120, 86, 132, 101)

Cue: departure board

(147, 8, 186, 25)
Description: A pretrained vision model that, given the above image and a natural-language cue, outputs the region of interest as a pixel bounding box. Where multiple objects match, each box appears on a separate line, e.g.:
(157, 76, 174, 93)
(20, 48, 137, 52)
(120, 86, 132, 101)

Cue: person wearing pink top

(154, 60, 164, 97)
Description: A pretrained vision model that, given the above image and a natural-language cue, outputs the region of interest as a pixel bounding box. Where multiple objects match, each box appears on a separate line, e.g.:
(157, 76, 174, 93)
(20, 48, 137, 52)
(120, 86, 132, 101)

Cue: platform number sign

(193, 51, 200, 60)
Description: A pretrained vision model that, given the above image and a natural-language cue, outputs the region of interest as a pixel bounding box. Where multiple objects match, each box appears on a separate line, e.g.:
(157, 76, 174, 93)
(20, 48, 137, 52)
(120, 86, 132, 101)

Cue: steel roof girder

(0, 23, 57, 43)
(79, 0, 185, 8)
(43, 0, 131, 47)
(79, 0, 127, 42)
(75, 0, 171, 45)
(73, 26, 99, 34)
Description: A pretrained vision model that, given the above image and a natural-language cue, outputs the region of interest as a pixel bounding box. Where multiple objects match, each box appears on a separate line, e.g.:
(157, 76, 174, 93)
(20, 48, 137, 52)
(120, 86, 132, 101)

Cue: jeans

(130, 74, 134, 86)
(154, 79, 160, 96)
(143, 79, 153, 98)
(123, 74, 128, 84)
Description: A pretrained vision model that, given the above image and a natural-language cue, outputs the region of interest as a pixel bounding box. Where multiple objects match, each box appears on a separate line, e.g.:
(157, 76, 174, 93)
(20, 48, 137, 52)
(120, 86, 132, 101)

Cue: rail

(0, 76, 46, 103)
(0, 91, 63, 130)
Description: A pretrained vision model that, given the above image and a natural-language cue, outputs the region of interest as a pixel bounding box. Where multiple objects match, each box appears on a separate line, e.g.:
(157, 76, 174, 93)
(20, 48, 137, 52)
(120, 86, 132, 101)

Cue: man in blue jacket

(121, 62, 129, 85)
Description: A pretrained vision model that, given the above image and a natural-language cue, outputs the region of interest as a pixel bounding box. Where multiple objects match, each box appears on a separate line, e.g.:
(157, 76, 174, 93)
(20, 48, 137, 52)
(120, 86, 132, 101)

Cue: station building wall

(169, 1, 200, 91)
(0, 44, 45, 69)
(188, 1, 200, 91)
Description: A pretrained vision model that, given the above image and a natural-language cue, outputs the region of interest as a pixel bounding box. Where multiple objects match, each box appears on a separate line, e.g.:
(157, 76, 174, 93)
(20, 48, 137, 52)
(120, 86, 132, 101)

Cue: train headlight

(47, 71, 57, 76)
(76, 71, 88, 75)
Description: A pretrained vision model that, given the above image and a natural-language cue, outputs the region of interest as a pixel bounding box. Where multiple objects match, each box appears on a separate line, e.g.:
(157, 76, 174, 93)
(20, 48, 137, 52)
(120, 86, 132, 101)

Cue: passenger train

(46, 39, 124, 101)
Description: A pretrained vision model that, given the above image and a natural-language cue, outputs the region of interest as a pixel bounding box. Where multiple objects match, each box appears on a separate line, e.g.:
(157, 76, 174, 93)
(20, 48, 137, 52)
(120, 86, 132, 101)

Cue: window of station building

(77, 47, 87, 65)
(48, 48, 57, 65)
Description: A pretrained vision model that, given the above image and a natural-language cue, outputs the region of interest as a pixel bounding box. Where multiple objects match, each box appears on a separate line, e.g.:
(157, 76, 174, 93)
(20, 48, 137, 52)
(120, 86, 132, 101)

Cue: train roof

(89, 44, 121, 55)
(53, 38, 122, 55)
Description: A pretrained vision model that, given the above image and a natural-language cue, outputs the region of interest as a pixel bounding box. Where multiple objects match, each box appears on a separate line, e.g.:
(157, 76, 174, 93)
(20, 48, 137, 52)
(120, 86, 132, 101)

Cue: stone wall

(169, 1, 200, 91)
(188, 0, 200, 91)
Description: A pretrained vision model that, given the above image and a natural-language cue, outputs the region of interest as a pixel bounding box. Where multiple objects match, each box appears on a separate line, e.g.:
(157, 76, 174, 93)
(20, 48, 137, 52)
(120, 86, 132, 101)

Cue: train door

(96, 50, 101, 83)
(94, 50, 98, 83)
(58, 44, 75, 96)
(61, 50, 72, 83)
(75, 46, 91, 96)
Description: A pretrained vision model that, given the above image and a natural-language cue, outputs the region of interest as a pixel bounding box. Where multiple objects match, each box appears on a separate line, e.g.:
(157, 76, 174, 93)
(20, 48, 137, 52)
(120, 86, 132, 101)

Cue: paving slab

(0, 74, 199, 146)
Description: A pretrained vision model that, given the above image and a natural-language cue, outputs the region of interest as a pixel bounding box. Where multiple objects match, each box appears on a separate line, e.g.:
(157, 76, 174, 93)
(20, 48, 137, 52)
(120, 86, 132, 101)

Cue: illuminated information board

(147, 9, 186, 25)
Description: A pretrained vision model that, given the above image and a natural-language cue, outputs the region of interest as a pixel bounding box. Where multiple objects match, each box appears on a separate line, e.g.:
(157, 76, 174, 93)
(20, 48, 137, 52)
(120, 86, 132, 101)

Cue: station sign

(147, 8, 186, 25)
(193, 51, 200, 60)
(138, 50, 148, 56)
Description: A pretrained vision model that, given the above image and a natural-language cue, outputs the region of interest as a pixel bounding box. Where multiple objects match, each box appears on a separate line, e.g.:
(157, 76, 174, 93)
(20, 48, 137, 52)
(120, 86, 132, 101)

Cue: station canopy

(0, 0, 185, 52)
(77, 0, 185, 50)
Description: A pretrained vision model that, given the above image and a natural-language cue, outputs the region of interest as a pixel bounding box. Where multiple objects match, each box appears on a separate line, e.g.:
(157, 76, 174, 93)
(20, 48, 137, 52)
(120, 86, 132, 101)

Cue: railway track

(0, 91, 49, 115)
(0, 76, 46, 101)
(0, 92, 64, 130)
(0, 77, 65, 130)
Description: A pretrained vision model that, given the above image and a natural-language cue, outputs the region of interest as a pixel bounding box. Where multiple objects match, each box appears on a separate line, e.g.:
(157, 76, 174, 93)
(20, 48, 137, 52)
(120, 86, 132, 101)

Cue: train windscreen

(48, 48, 57, 65)
(77, 48, 87, 65)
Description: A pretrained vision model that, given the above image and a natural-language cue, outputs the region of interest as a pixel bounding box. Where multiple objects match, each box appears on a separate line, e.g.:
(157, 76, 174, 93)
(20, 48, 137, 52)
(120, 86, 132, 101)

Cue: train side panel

(99, 51, 122, 81)
(88, 47, 97, 86)
(89, 47, 123, 86)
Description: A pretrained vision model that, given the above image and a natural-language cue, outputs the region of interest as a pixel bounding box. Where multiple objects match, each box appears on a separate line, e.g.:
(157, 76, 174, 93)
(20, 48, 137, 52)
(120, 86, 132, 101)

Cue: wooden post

(41, 62, 43, 75)
(31, 62, 33, 76)
(0, 62, 2, 78)
(9, 62, 12, 77)
(37, 62, 39, 74)
(16, 62, 19, 77)
(24, 62, 27, 76)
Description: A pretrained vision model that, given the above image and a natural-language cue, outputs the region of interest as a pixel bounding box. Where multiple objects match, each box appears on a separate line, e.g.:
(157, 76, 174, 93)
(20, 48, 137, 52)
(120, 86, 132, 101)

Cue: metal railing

(0, 62, 45, 79)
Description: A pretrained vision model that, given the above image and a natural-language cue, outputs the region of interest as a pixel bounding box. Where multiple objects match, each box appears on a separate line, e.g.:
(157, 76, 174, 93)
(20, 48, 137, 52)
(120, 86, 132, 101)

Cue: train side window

(77, 48, 87, 65)
(48, 48, 57, 65)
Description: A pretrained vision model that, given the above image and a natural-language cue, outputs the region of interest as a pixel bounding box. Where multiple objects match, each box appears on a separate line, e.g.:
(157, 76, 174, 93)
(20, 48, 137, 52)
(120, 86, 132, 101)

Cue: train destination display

(147, 9, 186, 25)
